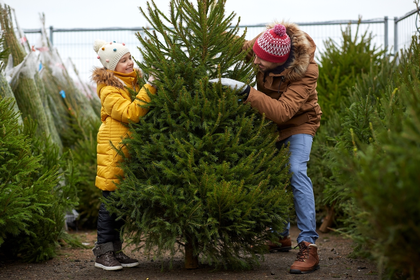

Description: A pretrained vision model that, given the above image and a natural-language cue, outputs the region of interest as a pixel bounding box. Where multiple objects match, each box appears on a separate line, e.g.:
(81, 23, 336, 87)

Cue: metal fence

(22, 9, 419, 83)
(394, 8, 420, 55)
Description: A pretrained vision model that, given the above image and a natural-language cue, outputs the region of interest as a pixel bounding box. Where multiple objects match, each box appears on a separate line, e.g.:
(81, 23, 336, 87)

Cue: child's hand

(147, 74, 156, 85)
(147, 74, 158, 90)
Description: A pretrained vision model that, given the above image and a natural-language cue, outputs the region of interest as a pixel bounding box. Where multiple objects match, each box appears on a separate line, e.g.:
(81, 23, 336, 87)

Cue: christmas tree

(107, 0, 292, 269)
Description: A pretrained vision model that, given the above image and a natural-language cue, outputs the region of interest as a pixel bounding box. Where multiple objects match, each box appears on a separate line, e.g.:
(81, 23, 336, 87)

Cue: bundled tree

(36, 13, 100, 148)
(106, 0, 292, 270)
(0, 36, 22, 124)
(0, 4, 62, 151)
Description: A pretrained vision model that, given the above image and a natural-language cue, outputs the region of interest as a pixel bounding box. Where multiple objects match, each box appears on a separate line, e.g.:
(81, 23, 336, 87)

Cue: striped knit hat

(253, 24, 291, 63)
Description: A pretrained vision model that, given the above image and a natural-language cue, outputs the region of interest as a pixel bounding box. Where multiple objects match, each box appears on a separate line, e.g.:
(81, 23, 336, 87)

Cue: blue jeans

(277, 134, 318, 244)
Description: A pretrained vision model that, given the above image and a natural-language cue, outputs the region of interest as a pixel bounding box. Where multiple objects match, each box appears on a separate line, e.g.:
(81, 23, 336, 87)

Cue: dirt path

(0, 226, 379, 280)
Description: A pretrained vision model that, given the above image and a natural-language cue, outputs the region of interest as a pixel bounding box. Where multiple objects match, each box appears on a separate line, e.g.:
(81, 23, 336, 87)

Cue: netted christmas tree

(0, 4, 62, 151)
(106, 0, 292, 270)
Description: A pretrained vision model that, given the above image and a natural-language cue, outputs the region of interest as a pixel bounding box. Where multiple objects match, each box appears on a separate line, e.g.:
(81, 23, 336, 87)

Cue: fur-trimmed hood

(91, 67, 142, 90)
(267, 21, 315, 82)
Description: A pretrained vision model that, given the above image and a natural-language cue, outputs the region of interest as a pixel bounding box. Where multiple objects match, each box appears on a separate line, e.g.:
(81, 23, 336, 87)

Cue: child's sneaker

(95, 251, 123, 271)
(114, 251, 139, 267)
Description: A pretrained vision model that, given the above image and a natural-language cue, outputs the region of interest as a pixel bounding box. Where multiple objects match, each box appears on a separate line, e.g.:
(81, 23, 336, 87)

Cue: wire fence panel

(394, 8, 420, 54)
(297, 21, 387, 59)
(21, 10, 417, 84)
(235, 21, 386, 60)
(24, 29, 146, 82)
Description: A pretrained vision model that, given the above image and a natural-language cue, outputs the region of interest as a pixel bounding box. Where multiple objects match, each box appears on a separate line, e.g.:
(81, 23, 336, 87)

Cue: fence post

(384, 16, 388, 52)
(50, 26, 54, 45)
(394, 17, 398, 55)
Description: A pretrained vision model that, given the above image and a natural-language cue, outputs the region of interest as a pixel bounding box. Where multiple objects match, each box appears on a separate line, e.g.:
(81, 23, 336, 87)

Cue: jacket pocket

(279, 111, 311, 128)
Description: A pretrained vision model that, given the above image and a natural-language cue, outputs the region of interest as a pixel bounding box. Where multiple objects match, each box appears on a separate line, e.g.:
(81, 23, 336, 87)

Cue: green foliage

(316, 20, 385, 123)
(0, 97, 80, 262)
(343, 36, 420, 279)
(106, 0, 292, 270)
(313, 53, 398, 232)
(68, 128, 102, 229)
(309, 22, 387, 219)
(315, 34, 420, 279)
(0, 98, 45, 246)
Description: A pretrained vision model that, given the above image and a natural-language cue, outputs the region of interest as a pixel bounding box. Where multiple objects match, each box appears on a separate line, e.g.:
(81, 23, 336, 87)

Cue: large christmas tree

(107, 0, 292, 269)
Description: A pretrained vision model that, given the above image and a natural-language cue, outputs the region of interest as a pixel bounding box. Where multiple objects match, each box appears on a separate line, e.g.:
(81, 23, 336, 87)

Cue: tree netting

(0, 4, 62, 151)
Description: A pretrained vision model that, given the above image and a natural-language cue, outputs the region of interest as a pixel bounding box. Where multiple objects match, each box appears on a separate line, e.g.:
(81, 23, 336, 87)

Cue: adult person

(209, 22, 322, 274)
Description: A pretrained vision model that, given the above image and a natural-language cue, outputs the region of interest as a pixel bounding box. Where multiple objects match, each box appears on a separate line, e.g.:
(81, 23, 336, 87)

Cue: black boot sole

(269, 246, 292, 253)
(290, 265, 320, 274)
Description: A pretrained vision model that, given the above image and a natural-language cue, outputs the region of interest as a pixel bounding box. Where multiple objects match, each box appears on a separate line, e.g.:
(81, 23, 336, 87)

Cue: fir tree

(0, 97, 80, 262)
(106, 0, 292, 270)
(308, 22, 386, 231)
(336, 35, 420, 279)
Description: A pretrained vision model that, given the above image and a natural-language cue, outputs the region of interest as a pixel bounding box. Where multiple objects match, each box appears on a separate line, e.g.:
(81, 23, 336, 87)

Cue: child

(91, 39, 156, 271)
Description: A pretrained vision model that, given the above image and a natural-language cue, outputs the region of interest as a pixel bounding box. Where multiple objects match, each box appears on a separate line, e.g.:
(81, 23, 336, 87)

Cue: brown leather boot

(289, 241, 319, 274)
(267, 235, 292, 252)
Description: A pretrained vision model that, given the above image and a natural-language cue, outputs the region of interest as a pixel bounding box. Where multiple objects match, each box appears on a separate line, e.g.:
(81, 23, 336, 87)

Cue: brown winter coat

(243, 22, 322, 141)
(91, 68, 156, 191)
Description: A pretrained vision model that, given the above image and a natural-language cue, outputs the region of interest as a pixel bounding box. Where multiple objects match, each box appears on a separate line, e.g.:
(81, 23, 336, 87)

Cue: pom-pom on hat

(93, 39, 130, 71)
(253, 24, 291, 63)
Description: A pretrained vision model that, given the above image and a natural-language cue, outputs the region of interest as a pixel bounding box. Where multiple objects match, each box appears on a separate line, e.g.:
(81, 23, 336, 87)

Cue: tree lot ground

(0, 226, 379, 280)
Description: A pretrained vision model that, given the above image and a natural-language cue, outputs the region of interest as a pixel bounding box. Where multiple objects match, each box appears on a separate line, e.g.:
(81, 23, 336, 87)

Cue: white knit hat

(93, 39, 130, 71)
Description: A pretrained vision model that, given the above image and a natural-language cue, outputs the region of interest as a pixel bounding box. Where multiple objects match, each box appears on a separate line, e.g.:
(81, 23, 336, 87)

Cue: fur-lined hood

(267, 21, 315, 82)
(91, 67, 142, 90)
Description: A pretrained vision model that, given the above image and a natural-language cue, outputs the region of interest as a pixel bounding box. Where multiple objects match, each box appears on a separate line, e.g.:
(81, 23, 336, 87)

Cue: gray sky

(8, 0, 419, 29)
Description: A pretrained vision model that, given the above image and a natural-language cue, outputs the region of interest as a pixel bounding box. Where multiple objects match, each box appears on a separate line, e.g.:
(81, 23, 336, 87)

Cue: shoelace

(295, 243, 309, 262)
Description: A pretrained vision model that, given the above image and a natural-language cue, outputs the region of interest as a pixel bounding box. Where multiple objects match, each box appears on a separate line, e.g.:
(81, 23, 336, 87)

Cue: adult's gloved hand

(208, 78, 251, 101)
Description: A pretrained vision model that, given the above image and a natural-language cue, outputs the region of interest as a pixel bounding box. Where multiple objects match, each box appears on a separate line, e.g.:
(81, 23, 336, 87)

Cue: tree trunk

(184, 236, 199, 269)
(319, 202, 335, 233)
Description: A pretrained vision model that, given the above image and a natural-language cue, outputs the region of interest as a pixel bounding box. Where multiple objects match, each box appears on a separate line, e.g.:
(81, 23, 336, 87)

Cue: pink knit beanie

(253, 24, 291, 63)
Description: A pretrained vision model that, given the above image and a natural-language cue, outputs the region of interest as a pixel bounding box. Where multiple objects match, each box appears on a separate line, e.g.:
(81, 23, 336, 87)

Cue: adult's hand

(208, 78, 251, 100)
(208, 78, 246, 92)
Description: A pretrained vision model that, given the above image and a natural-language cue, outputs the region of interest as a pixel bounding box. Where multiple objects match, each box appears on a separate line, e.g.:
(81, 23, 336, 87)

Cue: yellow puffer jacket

(91, 67, 157, 191)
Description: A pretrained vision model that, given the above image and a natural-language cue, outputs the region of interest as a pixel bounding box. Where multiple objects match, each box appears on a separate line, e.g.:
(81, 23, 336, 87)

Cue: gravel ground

(0, 226, 379, 280)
